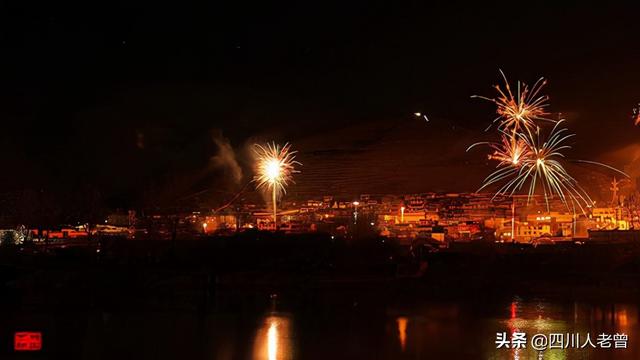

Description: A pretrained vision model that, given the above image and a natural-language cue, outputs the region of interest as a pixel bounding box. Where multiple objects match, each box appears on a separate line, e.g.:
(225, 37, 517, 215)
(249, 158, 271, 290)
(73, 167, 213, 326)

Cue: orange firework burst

(473, 69, 556, 134)
(488, 139, 528, 166)
(480, 121, 593, 212)
(484, 132, 530, 167)
(253, 142, 301, 223)
(470, 114, 628, 213)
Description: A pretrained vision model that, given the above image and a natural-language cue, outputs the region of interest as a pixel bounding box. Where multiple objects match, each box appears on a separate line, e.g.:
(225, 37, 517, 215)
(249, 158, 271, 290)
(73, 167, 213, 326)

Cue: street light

(400, 206, 405, 224)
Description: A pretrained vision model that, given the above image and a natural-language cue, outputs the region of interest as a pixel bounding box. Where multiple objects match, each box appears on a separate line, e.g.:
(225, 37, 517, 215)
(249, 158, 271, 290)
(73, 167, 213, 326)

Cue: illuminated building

(591, 207, 629, 230)
(201, 214, 238, 233)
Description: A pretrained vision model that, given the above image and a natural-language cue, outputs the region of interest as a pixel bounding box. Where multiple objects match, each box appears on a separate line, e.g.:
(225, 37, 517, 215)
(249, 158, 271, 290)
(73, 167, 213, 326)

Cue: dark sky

(1, 2, 639, 211)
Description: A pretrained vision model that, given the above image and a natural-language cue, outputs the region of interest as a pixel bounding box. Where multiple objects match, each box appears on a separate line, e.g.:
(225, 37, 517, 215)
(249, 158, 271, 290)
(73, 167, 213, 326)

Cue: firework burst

(472, 69, 556, 134)
(253, 142, 301, 223)
(470, 72, 628, 215)
(467, 130, 530, 167)
(476, 121, 595, 212)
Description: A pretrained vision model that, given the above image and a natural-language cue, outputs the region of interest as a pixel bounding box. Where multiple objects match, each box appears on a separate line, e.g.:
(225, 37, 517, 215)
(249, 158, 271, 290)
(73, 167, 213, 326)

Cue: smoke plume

(211, 132, 243, 184)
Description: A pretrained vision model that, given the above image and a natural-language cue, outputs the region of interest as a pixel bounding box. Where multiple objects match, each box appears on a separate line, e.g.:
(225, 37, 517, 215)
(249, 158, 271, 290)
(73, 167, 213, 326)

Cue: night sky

(1, 2, 639, 214)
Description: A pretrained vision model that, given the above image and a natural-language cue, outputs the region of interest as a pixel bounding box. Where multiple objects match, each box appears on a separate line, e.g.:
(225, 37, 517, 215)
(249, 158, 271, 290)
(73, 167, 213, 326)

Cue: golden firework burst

(253, 142, 301, 224)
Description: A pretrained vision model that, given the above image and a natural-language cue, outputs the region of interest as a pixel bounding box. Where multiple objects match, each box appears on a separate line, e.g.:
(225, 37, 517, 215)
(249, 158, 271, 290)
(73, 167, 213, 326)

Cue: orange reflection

(253, 315, 293, 360)
(618, 309, 629, 327)
(396, 317, 408, 351)
(507, 300, 521, 360)
(268, 322, 278, 360)
(614, 305, 636, 329)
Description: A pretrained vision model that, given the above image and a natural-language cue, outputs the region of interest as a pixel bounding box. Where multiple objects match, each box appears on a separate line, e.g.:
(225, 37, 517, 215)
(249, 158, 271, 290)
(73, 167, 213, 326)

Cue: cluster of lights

(244, 75, 628, 230)
(535, 216, 552, 221)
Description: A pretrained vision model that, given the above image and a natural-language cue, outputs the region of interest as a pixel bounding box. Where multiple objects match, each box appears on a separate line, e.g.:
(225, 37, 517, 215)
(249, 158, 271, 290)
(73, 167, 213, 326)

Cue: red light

(14, 332, 42, 351)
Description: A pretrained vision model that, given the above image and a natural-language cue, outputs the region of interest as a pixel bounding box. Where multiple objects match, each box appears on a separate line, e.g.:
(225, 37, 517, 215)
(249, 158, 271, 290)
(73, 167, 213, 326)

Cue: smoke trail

(211, 133, 243, 184)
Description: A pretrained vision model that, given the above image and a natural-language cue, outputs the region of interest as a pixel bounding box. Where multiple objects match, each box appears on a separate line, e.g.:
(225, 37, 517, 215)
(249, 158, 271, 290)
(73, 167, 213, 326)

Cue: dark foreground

(1, 233, 640, 359)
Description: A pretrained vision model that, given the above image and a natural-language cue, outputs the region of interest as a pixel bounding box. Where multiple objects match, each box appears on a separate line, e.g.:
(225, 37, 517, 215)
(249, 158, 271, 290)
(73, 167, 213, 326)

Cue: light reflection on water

(252, 315, 293, 360)
(396, 317, 408, 351)
(4, 296, 639, 359)
(242, 299, 639, 359)
(385, 299, 638, 360)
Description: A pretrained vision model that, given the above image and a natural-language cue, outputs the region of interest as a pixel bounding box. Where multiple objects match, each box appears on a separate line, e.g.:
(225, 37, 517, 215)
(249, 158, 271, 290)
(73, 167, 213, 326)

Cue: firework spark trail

(253, 142, 301, 223)
(467, 129, 530, 167)
(476, 121, 589, 211)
